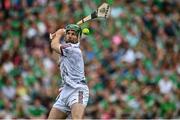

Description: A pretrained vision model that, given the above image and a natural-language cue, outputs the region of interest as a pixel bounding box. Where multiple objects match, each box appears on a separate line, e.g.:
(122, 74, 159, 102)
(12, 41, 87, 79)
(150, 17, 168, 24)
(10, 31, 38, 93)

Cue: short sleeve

(60, 44, 72, 56)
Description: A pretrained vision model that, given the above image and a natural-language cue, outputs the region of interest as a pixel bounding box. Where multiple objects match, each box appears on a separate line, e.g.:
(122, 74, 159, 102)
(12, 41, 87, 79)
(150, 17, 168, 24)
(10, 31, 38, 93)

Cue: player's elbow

(50, 41, 54, 50)
(50, 41, 55, 49)
(51, 42, 61, 54)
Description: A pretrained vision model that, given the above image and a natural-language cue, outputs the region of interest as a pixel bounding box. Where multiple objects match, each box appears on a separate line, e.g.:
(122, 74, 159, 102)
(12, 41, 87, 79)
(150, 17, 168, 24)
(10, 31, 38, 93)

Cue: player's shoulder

(61, 43, 80, 49)
(61, 43, 72, 49)
(61, 43, 82, 56)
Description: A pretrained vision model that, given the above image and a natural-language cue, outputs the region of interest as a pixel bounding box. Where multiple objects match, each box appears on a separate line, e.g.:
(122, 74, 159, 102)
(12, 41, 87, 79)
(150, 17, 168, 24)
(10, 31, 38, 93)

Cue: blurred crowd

(0, 0, 179, 119)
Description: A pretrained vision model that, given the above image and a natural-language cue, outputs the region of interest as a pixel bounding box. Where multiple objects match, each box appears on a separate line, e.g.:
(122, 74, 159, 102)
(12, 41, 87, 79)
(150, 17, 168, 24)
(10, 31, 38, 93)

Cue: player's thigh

(48, 107, 67, 119)
(71, 103, 86, 119)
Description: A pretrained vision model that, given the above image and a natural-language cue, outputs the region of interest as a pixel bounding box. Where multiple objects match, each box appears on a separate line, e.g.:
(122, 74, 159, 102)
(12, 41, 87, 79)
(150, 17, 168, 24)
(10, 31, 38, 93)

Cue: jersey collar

(69, 42, 80, 47)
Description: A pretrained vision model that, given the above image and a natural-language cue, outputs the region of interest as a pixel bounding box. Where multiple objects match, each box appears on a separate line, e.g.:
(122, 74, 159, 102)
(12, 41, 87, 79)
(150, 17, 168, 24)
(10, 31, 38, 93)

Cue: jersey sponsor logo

(78, 91, 83, 104)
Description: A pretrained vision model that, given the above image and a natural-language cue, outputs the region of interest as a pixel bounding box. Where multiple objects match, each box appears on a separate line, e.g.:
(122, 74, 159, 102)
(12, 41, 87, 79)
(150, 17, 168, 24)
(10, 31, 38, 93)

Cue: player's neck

(66, 41, 78, 44)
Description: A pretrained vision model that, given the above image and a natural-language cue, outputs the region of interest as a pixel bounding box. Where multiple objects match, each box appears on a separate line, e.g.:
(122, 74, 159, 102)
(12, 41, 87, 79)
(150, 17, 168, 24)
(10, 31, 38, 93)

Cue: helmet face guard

(65, 24, 82, 38)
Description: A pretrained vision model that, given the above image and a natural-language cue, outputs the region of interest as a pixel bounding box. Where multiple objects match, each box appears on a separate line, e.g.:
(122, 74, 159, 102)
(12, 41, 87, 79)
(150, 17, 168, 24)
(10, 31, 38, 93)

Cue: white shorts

(53, 84, 89, 115)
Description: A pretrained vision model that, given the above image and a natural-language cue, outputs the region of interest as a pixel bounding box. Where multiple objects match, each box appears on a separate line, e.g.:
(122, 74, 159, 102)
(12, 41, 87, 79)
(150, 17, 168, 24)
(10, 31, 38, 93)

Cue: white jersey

(59, 43, 86, 88)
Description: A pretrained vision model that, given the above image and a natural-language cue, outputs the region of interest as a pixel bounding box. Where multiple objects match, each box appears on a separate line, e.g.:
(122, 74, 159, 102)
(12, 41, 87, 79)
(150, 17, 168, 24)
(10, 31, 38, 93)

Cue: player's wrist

(56, 29, 65, 35)
(53, 33, 63, 40)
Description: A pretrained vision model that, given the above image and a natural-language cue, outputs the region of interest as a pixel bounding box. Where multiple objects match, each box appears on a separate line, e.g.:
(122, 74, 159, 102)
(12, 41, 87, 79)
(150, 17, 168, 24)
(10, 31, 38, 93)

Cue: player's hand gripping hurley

(49, 3, 111, 39)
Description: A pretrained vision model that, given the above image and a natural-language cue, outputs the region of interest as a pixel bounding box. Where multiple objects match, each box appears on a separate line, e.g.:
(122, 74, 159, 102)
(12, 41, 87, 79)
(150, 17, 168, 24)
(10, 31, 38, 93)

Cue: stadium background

(0, 0, 179, 119)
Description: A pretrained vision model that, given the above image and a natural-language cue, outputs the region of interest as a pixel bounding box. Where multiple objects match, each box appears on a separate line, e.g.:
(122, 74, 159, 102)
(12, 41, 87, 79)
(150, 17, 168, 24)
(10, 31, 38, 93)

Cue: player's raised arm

(50, 29, 65, 54)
